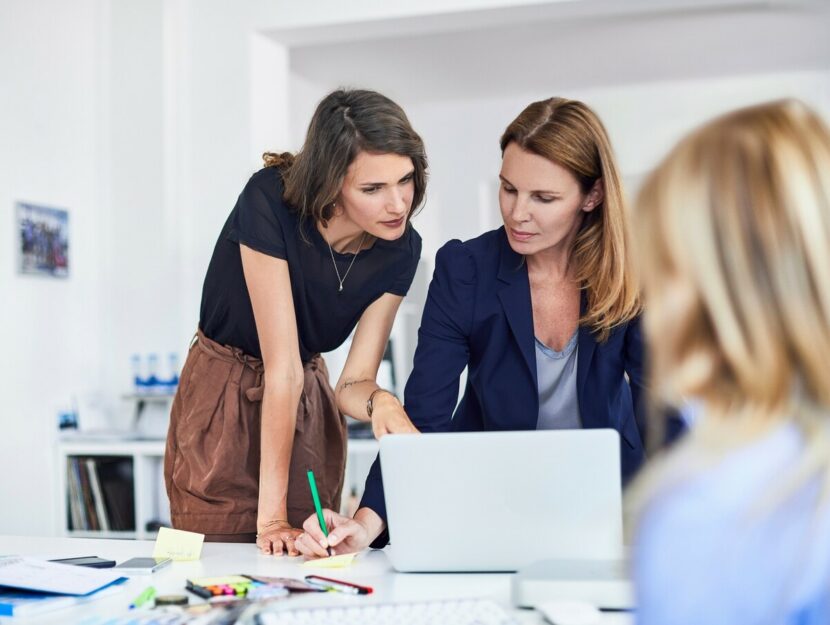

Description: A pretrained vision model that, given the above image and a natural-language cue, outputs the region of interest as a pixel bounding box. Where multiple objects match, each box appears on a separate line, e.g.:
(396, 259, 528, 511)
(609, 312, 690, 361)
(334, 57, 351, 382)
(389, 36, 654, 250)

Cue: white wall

(99, 0, 181, 411)
(172, 0, 291, 349)
(0, 0, 104, 534)
(406, 70, 830, 255)
(76, 0, 295, 439)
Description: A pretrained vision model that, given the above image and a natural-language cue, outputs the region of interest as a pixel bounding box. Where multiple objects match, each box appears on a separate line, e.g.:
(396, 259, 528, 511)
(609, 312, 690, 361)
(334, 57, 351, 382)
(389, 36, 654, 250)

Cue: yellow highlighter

(129, 585, 156, 610)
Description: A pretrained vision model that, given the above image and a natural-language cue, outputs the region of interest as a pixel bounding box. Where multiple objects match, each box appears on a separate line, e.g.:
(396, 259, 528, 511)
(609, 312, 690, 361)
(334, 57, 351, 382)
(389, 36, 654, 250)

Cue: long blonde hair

(633, 99, 830, 503)
(500, 98, 640, 342)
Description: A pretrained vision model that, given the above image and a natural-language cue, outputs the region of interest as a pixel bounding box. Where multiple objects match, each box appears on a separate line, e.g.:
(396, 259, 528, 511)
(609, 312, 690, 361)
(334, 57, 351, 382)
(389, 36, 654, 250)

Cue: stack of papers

(0, 556, 127, 616)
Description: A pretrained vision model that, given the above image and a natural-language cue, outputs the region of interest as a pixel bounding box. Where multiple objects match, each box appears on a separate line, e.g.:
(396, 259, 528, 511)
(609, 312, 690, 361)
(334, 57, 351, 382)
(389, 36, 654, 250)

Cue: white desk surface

(0, 535, 633, 624)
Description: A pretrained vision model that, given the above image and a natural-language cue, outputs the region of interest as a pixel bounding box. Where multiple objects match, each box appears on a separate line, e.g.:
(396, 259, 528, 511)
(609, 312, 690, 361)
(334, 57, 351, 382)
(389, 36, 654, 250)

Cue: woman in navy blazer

(394, 228, 646, 472)
(296, 97, 646, 558)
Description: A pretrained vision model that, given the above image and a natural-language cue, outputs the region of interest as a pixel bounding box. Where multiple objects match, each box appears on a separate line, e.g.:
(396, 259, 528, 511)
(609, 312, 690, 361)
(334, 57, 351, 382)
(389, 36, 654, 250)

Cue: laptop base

(511, 558, 634, 610)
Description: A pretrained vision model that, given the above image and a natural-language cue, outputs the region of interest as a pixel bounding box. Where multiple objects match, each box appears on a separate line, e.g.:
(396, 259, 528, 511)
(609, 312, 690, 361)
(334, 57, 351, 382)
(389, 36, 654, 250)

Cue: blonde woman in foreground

(632, 99, 830, 625)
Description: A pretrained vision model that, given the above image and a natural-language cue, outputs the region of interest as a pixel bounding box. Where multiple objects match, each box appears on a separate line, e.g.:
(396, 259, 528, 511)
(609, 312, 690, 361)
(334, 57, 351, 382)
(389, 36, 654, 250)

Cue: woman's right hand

(256, 520, 304, 556)
(295, 508, 374, 559)
(370, 391, 420, 439)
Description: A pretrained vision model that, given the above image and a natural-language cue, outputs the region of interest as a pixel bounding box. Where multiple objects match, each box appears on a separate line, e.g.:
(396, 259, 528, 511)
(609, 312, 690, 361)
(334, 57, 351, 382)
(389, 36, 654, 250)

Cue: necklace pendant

(325, 230, 367, 294)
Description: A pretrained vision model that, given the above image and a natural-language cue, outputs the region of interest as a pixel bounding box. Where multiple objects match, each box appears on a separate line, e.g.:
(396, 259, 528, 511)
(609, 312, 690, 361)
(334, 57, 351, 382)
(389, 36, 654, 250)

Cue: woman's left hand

(256, 521, 304, 556)
(370, 391, 420, 439)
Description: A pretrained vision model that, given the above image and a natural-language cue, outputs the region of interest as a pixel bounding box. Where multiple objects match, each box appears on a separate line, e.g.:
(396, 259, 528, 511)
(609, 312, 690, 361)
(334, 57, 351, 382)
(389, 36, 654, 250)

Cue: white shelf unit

(57, 437, 380, 538)
(57, 438, 166, 540)
(342, 438, 379, 514)
(388, 257, 431, 393)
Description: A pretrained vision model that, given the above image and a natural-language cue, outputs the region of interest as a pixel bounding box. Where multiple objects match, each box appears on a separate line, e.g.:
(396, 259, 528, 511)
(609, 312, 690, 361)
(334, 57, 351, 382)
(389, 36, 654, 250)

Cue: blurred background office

(1, 0, 828, 538)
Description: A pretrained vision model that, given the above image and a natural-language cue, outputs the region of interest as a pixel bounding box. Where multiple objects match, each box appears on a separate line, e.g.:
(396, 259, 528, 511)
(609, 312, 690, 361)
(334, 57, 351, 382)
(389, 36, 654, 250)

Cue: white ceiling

(266, 0, 811, 46)
(281, 0, 830, 102)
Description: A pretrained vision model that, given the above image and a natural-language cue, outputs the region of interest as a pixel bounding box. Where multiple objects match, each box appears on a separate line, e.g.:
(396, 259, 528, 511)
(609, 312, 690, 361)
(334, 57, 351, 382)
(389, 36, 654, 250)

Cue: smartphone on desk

(114, 556, 172, 574)
(49, 556, 117, 568)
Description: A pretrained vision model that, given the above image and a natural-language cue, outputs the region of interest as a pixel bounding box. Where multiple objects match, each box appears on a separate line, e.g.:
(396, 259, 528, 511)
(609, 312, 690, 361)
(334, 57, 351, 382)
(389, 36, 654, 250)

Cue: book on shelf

(67, 458, 88, 530)
(66, 456, 135, 532)
(77, 457, 99, 531)
(66, 458, 80, 530)
(86, 458, 110, 532)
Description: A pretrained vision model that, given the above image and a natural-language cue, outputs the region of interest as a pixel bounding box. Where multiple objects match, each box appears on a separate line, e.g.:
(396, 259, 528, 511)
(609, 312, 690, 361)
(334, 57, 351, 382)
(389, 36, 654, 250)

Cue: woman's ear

(582, 178, 604, 212)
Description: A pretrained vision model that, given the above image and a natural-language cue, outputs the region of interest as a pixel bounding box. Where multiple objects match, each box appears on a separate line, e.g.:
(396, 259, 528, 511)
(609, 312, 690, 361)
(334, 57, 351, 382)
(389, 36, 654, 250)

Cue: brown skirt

(164, 330, 347, 537)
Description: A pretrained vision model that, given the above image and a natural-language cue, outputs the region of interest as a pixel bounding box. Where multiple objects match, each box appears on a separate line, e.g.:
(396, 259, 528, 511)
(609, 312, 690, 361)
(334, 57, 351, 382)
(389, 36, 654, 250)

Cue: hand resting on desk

(296, 507, 385, 559)
(256, 521, 304, 556)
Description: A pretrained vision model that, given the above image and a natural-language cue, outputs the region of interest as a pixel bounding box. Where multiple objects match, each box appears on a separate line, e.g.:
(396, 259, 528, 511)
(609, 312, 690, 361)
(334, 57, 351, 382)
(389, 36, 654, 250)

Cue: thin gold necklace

(324, 230, 367, 292)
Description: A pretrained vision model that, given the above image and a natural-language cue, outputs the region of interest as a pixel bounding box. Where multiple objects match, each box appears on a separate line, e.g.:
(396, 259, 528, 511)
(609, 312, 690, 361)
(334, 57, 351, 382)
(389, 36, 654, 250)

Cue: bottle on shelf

(131, 354, 146, 395)
(129, 353, 179, 397)
(146, 354, 160, 394)
(165, 352, 180, 394)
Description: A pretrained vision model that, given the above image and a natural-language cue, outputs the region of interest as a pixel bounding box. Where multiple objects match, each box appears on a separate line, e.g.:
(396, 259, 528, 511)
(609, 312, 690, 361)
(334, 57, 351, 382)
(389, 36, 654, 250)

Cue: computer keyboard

(255, 597, 519, 625)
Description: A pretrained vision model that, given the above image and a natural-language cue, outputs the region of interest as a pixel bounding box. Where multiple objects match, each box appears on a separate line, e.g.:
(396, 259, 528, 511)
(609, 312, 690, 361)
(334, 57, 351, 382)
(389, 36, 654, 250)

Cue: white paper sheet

(0, 556, 126, 595)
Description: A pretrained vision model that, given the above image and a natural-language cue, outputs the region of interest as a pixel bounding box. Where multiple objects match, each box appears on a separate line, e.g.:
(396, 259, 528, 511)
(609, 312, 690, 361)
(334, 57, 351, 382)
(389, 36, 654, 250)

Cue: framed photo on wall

(16, 201, 69, 278)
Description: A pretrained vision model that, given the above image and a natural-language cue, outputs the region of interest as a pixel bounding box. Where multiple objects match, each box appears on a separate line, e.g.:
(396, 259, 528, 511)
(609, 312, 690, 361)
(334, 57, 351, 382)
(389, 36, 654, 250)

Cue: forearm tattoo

(342, 378, 374, 391)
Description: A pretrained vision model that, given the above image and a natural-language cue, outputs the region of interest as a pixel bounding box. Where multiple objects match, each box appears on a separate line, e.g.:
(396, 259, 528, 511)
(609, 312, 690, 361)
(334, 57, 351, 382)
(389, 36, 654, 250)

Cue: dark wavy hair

(263, 89, 428, 227)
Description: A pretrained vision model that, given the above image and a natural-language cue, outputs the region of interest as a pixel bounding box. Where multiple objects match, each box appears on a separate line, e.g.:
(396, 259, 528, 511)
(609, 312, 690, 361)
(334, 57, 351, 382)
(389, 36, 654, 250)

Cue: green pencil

(307, 469, 332, 556)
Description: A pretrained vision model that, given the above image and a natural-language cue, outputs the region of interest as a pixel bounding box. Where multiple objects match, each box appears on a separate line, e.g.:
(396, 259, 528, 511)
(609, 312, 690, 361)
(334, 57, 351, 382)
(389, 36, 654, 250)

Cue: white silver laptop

(380, 429, 624, 573)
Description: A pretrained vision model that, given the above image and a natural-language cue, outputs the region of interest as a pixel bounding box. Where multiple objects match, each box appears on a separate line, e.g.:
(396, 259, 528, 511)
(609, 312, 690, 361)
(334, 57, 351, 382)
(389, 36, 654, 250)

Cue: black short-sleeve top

(199, 167, 422, 362)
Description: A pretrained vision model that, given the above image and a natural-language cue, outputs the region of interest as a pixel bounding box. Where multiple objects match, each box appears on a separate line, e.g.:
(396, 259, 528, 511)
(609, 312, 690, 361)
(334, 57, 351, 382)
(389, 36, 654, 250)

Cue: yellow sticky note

(302, 552, 358, 568)
(153, 527, 205, 561)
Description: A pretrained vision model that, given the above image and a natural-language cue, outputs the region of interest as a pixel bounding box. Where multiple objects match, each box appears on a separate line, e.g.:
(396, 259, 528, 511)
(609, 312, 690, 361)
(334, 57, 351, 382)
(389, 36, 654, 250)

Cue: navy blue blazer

(360, 228, 648, 539)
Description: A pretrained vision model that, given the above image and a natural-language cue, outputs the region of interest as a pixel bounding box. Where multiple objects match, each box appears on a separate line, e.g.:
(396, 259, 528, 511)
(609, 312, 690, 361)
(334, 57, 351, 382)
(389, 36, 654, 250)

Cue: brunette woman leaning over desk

(164, 89, 427, 555)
